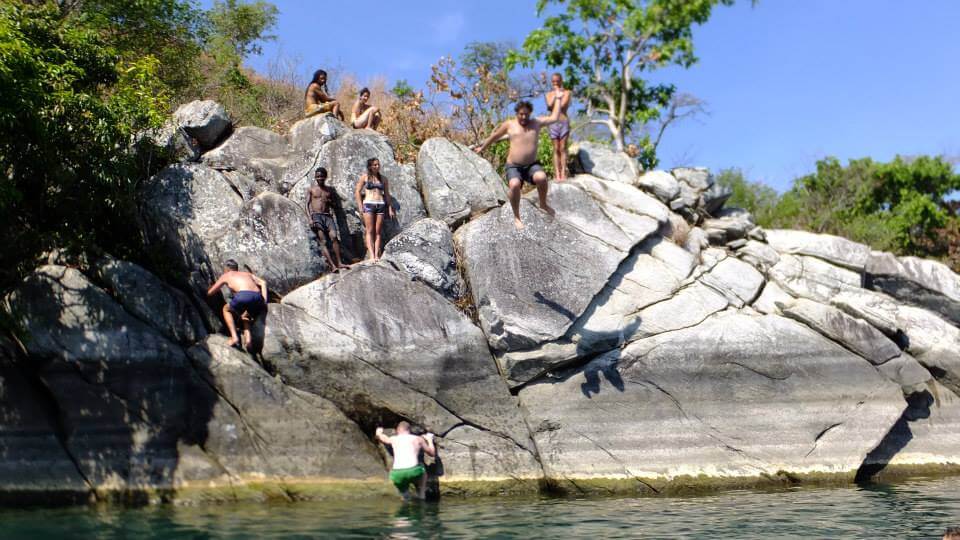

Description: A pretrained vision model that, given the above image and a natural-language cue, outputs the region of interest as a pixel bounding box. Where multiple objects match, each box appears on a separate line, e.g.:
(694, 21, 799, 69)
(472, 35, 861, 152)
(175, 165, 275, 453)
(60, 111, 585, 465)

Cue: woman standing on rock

(354, 157, 394, 261)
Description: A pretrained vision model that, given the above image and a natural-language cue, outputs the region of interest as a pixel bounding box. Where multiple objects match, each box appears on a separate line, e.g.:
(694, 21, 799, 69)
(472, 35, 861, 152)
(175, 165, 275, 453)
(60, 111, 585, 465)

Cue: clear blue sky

(220, 0, 960, 192)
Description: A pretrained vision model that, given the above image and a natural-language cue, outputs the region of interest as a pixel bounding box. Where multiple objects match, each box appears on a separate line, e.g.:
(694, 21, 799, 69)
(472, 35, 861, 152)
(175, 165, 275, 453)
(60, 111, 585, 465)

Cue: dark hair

(366, 157, 381, 178)
(315, 166, 327, 177)
(306, 69, 328, 98)
(359, 87, 370, 97)
(515, 100, 533, 113)
(944, 527, 960, 540)
(224, 259, 239, 271)
(551, 72, 563, 80)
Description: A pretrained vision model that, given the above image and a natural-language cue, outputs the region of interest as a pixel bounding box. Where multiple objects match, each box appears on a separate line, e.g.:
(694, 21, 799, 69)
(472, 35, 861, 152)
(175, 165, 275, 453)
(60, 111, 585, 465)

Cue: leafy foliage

(714, 168, 779, 224)
(511, 0, 734, 165)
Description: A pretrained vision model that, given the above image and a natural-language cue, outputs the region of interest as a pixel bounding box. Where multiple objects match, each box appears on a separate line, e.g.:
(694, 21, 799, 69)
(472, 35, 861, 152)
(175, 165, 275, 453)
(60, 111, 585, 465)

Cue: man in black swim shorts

(472, 98, 563, 229)
(306, 167, 349, 272)
(206, 259, 268, 349)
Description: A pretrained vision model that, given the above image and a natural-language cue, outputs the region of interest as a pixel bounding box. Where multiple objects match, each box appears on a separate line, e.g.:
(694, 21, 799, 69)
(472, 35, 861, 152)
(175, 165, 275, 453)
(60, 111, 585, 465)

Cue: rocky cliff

(1, 100, 958, 505)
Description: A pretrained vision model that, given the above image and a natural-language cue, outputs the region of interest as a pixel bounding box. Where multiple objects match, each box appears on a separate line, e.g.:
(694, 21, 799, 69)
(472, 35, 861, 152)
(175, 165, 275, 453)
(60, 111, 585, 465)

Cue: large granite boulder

(91, 256, 207, 345)
(456, 178, 661, 353)
(765, 229, 871, 271)
(173, 100, 230, 149)
(866, 252, 960, 325)
(288, 114, 347, 154)
(202, 126, 292, 192)
(381, 218, 465, 301)
(875, 382, 960, 475)
(636, 170, 680, 203)
(182, 336, 385, 484)
(416, 137, 507, 228)
(779, 298, 902, 365)
(211, 192, 325, 295)
(575, 142, 640, 185)
(769, 253, 863, 304)
(520, 312, 905, 485)
(139, 162, 243, 294)
(3, 266, 196, 493)
(702, 207, 755, 244)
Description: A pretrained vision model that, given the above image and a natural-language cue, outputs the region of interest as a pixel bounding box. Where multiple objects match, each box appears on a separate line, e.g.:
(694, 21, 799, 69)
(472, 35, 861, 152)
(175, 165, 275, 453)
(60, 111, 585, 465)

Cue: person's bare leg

(507, 178, 523, 229)
(559, 135, 569, 180)
(363, 211, 376, 261)
(534, 173, 555, 217)
(370, 108, 381, 130)
(241, 317, 252, 348)
(222, 304, 240, 347)
(353, 108, 371, 129)
(373, 213, 384, 261)
(314, 229, 338, 272)
(416, 473, 428, 500)
(552, 139, 564, 182)
(333, 102, 343, 121)
(331, 239, 349, 268)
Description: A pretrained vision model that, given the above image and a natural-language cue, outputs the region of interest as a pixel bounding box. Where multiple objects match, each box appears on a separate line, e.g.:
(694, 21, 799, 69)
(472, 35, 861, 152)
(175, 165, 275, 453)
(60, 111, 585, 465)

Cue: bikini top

(365, 178, 384, 192)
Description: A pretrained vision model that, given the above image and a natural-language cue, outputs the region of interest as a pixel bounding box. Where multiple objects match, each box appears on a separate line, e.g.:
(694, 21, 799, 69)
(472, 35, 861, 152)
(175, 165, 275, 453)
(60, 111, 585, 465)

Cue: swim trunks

(548, 119, 570, 140)
(363, 201, 386, 214)
(229, 290, 266, 318)
(304, 101, 337, 118)
(310, 212, 340, 241)
(505, 162, 545, 185)
(389, 464, 426, 493)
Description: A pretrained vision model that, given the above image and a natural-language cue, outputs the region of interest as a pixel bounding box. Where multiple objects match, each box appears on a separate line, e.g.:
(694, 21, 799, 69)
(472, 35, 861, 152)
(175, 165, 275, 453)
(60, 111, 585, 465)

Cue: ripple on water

(0, 478, 959, 539)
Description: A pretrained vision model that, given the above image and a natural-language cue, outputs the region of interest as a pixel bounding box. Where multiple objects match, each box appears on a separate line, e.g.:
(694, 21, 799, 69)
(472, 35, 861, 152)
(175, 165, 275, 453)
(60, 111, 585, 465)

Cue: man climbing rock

(375, 421, 436, 500)
(306, 167, 349, 272)
(472, 97, 563, 229)
(206, 259, 267, 349)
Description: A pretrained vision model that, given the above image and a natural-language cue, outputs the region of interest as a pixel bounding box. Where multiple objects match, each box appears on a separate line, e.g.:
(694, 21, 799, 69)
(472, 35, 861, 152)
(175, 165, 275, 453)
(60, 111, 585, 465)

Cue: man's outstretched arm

(206, 275, 226, 297)
(471, 121, 509, 153)
(375, 427, 392, 445)
(253, 275, 268, 299)
(537, 95, 563, 126)
(422, 433, 436, 457)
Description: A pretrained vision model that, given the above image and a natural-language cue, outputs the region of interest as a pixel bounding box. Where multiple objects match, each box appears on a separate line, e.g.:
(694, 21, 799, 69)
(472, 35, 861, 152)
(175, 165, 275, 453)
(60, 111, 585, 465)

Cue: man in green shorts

(375, 421, 436, 500)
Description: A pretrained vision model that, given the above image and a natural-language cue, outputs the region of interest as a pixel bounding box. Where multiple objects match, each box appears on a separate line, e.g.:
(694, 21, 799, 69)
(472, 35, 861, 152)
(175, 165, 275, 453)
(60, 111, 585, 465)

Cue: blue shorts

(363, 202, 386, 215)
(229, 290, 265, 318)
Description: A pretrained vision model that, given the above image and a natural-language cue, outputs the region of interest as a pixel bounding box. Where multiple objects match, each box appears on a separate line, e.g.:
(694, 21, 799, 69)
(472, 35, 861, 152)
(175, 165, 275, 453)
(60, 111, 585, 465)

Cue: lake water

(2, 477, 959, 539)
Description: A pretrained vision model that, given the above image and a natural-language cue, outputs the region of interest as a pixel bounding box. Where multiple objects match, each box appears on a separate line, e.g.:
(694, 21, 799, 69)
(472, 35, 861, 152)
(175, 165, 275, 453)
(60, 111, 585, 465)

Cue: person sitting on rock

(375, 421, 436, 501)
(472, 97, 562, 230)
(304, 69, 344, 120)
(544, 73, 572, 182)
(206, 260, 267, 349)
(350, 87, 382, 130)
(307, 166, 350, 272)
(354, 157, 395, 262)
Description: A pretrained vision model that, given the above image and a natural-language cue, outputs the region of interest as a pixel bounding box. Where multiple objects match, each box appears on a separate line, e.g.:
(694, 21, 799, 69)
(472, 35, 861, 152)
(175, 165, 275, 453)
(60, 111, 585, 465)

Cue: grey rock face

(520, 312, 905, 482)
(779, 298, 901, 365)
(382, 218, 465, 300)
(672, 167, 713, 191)
(871, 381, 960, 469)
(636, 170, 680, 203)
(174, 100, 231, 149)
(753, 281, 794, 315)
(701, 181, 733, 215)
(576, 142, 640, 185)
(92, 256, 207, 345)
(765, 229, 871, 271)
(566, 174, 670, 223)
(3, 266, 194, 492)
(702, 207, 756, 244)
(699, 257, 765, 308)
(769, 254, 863, 303)
(456, 185, 641, 352)
(211, 192, 325, 295)
(288, 115, 347, 153)
(202, 127, 292, 192)
(183, 336, 384, 482)
(416, 137, 507, 228)
(137, 122, 201, 163)
(139, 162, 243, 294)
(737, 240, 781, 272)
(316, 130, 426, 253)
(866, 252, 960, 324)
(876, 354, 933, 396)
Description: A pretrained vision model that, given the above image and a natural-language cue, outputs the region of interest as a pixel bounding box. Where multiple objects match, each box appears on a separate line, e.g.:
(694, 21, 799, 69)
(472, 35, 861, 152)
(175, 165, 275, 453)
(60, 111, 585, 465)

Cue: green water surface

(1, 477, 959, 539)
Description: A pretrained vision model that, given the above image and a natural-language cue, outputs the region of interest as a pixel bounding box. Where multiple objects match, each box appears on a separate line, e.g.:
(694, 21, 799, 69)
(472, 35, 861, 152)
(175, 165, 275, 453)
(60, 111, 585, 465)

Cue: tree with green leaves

(511, 0, 735, 167)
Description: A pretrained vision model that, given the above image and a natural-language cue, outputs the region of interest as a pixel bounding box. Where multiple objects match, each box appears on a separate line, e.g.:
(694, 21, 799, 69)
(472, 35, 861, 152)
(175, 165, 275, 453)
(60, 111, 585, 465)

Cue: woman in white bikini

(350, 87, 382, 130)
(353, 157, 394, 261)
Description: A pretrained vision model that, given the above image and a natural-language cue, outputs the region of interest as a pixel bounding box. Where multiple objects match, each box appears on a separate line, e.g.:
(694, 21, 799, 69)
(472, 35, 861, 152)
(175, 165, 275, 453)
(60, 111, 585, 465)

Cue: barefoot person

(304, 69, 343, 120)
(545, 73, 572, 181)
(306, 167, 349, 272)
(206, 260, 267, 348)
(472, 98, 562, 229)
(354, 157, 394, 261)
(375, 421, 436, 501)
(350, 87, 381, 130)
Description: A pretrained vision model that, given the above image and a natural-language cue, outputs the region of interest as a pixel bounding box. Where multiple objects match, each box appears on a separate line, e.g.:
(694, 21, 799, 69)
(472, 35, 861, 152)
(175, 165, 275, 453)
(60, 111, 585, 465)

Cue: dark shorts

(229, 290, 265, 318)
(310, 212, 340, 241)
(548, 119, 570, 140)
(505, 162, 545, 185)
(363, 201, 386, 215)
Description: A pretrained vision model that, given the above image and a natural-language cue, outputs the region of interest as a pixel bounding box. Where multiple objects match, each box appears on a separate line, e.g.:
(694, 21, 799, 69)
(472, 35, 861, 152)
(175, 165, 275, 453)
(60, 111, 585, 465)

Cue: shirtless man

(304, 69, 344, 120)
(350, 87, 381, 130)
(306, 167, 349, 272)
(544, 73, 572, 181)
(206, 260, 268, 348)
(375, 421, 436, 500)
(472, 98, 562, 229)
